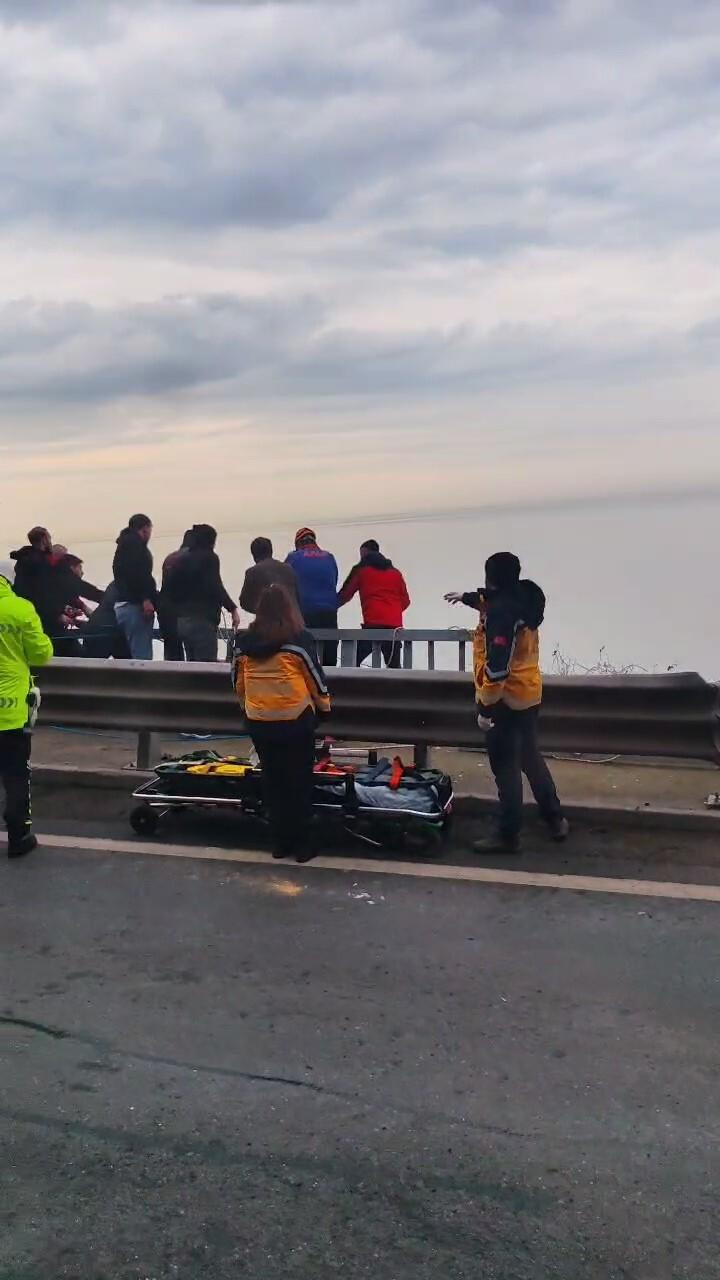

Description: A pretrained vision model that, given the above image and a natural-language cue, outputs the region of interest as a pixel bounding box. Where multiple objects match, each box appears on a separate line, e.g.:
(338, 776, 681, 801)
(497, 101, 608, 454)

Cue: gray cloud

(0, 0, 718, 484)
(0, 294, 321, 401)
(0, 0, 718, 245)
(0, 290, 702, 414)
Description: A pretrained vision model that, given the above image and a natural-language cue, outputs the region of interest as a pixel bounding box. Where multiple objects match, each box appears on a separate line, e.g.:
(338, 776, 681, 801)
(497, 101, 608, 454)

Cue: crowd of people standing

(5, 518, 412, 666)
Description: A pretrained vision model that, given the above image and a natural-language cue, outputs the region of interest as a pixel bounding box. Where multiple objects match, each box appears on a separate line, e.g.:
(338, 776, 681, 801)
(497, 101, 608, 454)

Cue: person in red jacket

(338, 540, 410, 668)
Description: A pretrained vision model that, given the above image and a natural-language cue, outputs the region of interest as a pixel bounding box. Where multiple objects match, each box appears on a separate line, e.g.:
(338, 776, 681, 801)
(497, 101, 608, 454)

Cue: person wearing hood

(163, 523, 240, 662)
(112, 514, 157, 660)
(446, 552, 567, 854)
(338, 539, 411, 668)
(158, 529, 194, 661)
(233, 583, 330, 862)
(285, 528, 339, 666)
(0, 561, 53, 858)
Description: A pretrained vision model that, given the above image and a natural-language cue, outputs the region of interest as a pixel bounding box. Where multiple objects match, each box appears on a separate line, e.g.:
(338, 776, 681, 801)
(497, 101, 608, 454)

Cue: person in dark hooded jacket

(338, 539, 410, 668)
(163, 523, 239, 662)
(158, 529, 193, 661)
(446, 552, 567, 854)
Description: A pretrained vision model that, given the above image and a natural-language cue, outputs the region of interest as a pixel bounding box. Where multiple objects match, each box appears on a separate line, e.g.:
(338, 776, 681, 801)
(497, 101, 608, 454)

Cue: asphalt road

(2, 840, 720, 1279)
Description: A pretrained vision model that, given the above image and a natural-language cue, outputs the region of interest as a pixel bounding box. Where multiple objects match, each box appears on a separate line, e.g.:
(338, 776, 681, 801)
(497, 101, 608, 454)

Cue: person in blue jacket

(285, 527, 339, 666)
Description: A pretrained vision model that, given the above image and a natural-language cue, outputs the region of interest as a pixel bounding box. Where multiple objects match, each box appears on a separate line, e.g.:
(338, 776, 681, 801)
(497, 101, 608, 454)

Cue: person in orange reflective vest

(446, 551, 568, 854)
(234, 583, 330, 863)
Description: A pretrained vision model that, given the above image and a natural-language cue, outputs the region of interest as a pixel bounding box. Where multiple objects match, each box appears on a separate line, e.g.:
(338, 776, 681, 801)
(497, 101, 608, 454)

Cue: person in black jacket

(11, 527, 54, 623)
(158, 529, 193, 661)
(112, 514, 157, 660)
(81, 583, 130, 659)
(47, 554, 105, 657)
(163, 524, 240, 661)
(11, 530, 104, 654)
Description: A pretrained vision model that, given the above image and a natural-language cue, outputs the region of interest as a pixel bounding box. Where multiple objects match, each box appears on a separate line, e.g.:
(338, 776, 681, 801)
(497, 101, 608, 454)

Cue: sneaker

(548, 817, 570, 842)
(8, 832, 38, 860)
(472, 833, 521, 856)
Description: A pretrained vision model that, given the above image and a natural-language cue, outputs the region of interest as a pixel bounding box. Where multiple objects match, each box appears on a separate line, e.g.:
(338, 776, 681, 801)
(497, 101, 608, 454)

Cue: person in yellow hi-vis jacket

(0, 561, 53, 858)
(446, 551, 567, 855)
(233, 583, 330, 863)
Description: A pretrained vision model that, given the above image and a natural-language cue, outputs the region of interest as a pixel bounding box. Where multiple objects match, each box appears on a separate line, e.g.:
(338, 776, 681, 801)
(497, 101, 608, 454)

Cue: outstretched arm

(445, 589, 483, 609)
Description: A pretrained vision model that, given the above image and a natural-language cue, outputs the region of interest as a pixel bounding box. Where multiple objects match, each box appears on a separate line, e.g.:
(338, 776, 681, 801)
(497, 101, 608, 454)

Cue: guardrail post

(413, 743, 429, 769)
(459, 641, 466, 672)
(402, 640, 413, 669)
(371, 642, 382, 668)
(136, 729, 157, 770)
(427, 640, 435, 671)
(340, 638, 356, 667)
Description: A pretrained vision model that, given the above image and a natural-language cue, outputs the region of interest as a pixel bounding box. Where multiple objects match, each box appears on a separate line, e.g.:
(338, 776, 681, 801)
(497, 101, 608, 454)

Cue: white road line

(28, 831, 720, 904)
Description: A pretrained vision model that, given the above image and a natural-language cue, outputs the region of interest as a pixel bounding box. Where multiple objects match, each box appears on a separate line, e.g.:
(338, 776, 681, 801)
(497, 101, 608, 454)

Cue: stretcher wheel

(130, 804, 160, 836)
(402, 824, 444, 856)
(378, 821, 444, 857)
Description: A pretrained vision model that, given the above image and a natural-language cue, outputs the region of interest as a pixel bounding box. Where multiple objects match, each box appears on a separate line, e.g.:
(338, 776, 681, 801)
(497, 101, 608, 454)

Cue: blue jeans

(114, 603, 154, 660)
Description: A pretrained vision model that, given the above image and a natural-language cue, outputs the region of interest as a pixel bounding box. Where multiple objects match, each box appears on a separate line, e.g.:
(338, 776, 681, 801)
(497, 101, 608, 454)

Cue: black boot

(8, 831, 37, 859)
(547, 816, 570, 842)
(472, 832, 521, 856)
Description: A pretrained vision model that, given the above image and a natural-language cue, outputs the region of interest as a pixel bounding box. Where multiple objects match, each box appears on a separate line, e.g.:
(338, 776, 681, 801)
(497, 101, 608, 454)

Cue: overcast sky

(1, 0, 719, 544)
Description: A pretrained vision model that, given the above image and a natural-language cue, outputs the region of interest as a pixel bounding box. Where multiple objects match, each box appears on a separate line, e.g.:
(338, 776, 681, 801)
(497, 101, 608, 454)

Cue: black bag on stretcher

(312, 755, 453, 853)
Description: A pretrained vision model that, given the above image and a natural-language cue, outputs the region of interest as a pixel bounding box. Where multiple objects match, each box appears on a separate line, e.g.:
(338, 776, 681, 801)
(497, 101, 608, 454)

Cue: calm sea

(70, 494, 718, 678)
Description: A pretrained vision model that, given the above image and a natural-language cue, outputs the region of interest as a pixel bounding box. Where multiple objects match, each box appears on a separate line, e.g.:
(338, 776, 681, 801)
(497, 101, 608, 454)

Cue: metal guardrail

(291, 629, 472, 670)
(55, 626, 474, 670)
(35, 660, 720, 769)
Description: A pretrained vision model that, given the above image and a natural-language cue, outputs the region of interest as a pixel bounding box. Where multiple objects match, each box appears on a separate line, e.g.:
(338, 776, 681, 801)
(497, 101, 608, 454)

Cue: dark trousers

(486, 705, 563, 840)
(304, 610, 338, 667)
(163, 634, 185, 661)
(53, 634, 82, 658)
(177, 617, 218, 662)
(250, 713, 316, 856)
(0, 729, 32, 844)
(356, 629, 401, 669)
(158, 603, 183, 661)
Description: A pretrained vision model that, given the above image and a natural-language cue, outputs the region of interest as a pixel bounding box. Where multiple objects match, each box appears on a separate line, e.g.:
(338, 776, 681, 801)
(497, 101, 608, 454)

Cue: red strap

(389, 756, 405, 790)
